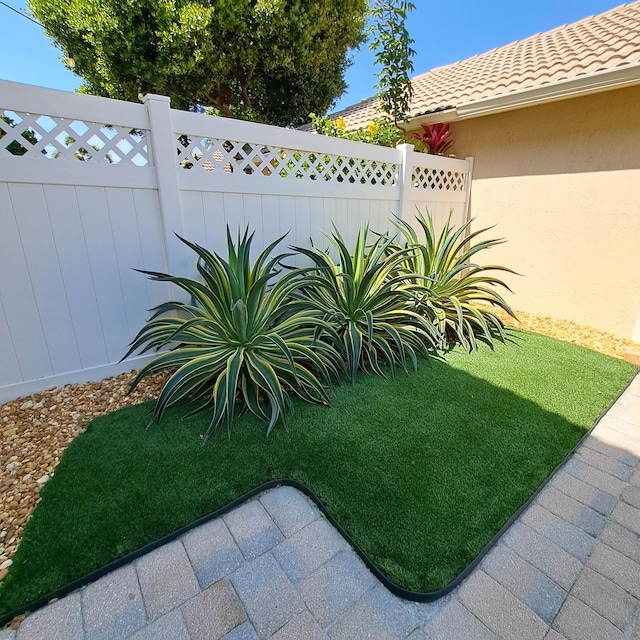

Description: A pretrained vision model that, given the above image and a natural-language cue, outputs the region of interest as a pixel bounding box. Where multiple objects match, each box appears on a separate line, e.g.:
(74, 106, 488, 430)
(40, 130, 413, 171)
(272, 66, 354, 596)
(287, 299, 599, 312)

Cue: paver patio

(2, 373, 639, 640)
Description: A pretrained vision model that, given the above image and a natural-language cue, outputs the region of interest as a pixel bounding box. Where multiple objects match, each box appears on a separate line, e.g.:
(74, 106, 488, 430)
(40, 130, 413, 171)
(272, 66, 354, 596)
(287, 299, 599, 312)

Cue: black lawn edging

(1, 369, 637, 628)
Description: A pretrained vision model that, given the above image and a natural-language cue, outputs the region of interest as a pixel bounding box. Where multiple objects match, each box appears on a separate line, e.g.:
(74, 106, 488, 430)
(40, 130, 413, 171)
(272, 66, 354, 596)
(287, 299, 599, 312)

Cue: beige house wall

(444, 85, 640, 341)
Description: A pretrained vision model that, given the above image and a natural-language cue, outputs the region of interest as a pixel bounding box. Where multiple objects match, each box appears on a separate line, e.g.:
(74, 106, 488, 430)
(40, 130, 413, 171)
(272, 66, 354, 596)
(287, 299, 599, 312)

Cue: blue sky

(0, 0, 626, 113)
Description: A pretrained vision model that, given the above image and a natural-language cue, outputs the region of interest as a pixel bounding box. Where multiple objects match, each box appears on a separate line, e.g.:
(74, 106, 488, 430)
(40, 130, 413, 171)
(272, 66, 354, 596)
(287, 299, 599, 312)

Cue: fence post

(396, 143, 415, 222)
(143, 93, 186, 277)
(462, 156, 475, 254)
(463, 156, 475, 228)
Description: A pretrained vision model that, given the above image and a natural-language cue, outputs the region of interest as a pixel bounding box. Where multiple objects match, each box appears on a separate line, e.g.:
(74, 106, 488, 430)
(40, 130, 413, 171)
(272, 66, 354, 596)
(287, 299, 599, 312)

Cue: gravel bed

(492, 308, 639, 360)
(0, 312, 638, 588)
(0, 371, 169, 585)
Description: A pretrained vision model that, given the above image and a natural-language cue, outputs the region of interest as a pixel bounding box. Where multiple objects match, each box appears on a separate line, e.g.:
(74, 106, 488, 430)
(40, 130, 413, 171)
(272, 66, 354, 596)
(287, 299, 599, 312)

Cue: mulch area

(0, 311, 638, 586)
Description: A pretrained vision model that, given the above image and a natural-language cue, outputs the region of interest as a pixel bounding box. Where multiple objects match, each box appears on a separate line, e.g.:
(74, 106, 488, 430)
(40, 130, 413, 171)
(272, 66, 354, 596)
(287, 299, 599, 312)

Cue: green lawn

(0, 330, 636, 619)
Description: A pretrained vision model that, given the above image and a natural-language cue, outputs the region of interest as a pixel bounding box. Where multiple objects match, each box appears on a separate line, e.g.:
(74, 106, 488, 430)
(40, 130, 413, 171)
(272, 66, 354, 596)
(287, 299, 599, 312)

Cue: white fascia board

(456, 63, 640, 119)
(400, 109, 459, 129)
(405, 63, 640, 127)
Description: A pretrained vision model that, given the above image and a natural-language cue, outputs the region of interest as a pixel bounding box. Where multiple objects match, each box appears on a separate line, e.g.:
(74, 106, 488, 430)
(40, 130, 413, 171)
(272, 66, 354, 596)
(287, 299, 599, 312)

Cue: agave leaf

(126, 227, 343, 440)
(202, 370, 228, 442)
(391, 209, 518, 352)
(241, 376, 270, 423)
(245, 352, 289, 436)
(224, 349, 244, 435)
(266, 333, 300, 384)
(291, 223, 435, 382)
(371, 334, 396, 377)
(346, 322, 364, 384)
(152, 351, 230, 421)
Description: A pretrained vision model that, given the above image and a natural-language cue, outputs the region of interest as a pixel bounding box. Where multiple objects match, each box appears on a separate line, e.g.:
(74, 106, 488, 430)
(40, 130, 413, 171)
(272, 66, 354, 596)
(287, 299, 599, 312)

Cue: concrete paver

(129, 609, 190, 640)
(457, 570, 548, 640)
(223, 501, 284, 561)
(570, 567, 637, 632)
(562, 457, 626, 497)
(183, 579, 246, 640)
(622, 483, 640, 509)
(573, 447, 634, 482)
(230, 553, 304, 639)
(4, 372, 639, 640)
(581, 435, 639, 467)
(219, 621, 259, 640)
(81, 564, 146, 640)
(424, 599, 499, 640)
(15, 592, 84, 640)
(586, 542, 640, 598)
(591, 426, 640, 459)
(135, 540, 200, 622)
(298, 549, 376, 627)
(327, 585, 426, 640)
(502, 522, 583, 591)
(610, 501, 640, 535)
(271, 518, 346, 584)
(480, 544, 567, 625)
(259, 486, 318, 538)
(536, 486, 607, 537)
(268, 612, 326, 640)
(407, 630, 429, 640)
(549, 470, 617, 516)
(552, 595, 624, 640)
(599, 520, 640, 563)
(183, 518, 244, 589)
(599, 406, 638, 431)
(520, 503, 597, 563)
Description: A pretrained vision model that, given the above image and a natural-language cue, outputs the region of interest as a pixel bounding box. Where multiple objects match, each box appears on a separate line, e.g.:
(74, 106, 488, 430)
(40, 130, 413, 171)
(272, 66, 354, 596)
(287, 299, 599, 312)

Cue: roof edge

(458, 63, 640, 120)
(406, 62, 640, 127)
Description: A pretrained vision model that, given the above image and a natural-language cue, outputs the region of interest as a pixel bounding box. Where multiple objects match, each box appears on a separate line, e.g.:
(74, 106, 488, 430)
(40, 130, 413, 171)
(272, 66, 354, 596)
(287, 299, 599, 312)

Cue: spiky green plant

(124, 229, 341, 440)
(391, 211, 517, 351)
(292, 224, 436, 384)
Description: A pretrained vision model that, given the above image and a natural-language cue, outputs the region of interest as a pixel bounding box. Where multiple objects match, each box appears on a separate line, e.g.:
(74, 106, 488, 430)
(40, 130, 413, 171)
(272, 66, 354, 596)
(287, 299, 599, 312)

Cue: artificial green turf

(0, 330, 636, 617)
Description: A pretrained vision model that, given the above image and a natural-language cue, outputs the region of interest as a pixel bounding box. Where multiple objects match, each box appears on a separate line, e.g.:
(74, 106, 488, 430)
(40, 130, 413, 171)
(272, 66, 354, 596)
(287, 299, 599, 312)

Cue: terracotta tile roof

(331, 1, 640, 129)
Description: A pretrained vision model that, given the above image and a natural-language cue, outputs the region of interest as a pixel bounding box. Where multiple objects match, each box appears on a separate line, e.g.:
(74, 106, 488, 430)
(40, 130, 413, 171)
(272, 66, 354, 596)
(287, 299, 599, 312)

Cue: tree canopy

(29, 0, 367, 126)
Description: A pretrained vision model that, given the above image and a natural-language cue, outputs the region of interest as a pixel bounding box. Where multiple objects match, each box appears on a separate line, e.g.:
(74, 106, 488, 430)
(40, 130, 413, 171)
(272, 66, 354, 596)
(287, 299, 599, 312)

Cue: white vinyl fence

(0, 79, 473, 402)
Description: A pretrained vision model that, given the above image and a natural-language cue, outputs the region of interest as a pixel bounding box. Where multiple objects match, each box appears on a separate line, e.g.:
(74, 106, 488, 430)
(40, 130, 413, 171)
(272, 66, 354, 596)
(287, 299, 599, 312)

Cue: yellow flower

(335, 117, 346, 131)
(367, 121, 379, 135)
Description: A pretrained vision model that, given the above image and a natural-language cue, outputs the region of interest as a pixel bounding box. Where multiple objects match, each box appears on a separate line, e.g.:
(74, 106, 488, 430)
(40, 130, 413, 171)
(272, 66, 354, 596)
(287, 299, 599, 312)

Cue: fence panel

(170, 107, 402, 266)
(0, 80, 472, 402)
(405, 149, 472, 236)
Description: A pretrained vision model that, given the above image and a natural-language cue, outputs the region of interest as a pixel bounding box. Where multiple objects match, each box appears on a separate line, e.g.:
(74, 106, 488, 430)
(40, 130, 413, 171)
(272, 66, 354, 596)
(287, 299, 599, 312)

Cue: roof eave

(405, 63, 640, 128)
(400, 109, 459, 129)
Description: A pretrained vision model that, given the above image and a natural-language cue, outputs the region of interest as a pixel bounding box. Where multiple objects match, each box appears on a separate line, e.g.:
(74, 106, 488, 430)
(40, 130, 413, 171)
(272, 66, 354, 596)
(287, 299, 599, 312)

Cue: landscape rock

(0, 370, 169, 565)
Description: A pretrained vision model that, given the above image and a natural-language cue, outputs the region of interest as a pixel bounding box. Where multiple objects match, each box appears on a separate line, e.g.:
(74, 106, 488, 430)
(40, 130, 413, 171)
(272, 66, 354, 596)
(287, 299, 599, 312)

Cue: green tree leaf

(29, 0, 368, 127)
(368, 0, 415, 124)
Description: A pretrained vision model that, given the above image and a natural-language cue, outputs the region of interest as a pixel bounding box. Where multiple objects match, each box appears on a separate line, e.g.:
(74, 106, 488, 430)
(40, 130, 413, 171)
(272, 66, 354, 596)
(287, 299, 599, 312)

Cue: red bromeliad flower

(411, 123, 453, 155)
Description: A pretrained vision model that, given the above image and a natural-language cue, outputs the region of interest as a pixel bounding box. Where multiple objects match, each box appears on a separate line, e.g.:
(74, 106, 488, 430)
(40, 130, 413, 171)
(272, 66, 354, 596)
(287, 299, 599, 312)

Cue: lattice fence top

(176, 134, 398, 187)
(0, 110, 149, 166)
(412, 166, 466, 191)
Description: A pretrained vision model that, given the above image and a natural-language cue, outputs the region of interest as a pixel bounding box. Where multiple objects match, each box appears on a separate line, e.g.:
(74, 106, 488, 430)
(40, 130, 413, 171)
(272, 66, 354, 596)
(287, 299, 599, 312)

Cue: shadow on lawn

(0, 340, 635, 623)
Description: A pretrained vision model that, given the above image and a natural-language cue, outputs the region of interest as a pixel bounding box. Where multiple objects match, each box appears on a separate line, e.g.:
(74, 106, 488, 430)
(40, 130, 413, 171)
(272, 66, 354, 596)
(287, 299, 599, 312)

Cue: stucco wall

(444, 85, 640, 341)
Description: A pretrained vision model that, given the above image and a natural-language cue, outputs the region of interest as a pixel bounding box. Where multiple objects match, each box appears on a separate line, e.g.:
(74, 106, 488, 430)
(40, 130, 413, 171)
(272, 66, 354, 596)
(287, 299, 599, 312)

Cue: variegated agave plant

(292, 224, 436, 384)
(124, 229, 341, 440)
(391, 211, 518, 351)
